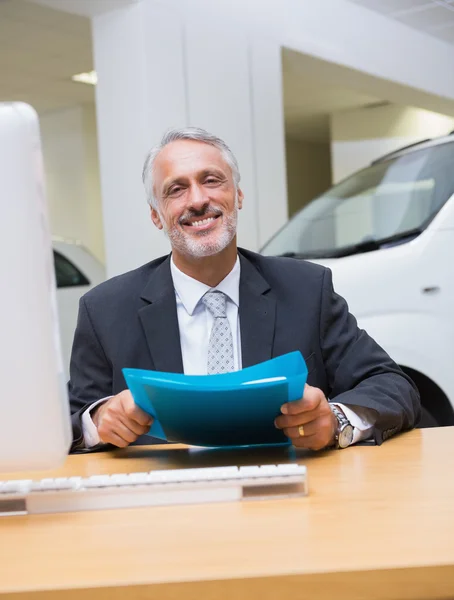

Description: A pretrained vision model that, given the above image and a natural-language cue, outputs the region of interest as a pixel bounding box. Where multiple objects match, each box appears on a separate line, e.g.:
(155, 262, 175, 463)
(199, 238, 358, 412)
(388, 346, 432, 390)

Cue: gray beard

(160, 198, 238, 258)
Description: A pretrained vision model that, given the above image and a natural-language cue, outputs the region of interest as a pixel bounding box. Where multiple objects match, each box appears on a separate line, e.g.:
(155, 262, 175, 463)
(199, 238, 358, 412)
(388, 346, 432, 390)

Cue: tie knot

(202, 290, 228, 318)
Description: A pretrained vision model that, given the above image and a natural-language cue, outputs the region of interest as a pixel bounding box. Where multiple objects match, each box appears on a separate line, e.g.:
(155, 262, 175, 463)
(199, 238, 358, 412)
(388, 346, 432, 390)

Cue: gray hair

(142, 127, 241, 208)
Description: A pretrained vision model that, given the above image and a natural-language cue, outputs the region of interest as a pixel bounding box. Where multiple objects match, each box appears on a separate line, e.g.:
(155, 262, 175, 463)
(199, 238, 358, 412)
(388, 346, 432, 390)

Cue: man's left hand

(275, 384, 337, 450)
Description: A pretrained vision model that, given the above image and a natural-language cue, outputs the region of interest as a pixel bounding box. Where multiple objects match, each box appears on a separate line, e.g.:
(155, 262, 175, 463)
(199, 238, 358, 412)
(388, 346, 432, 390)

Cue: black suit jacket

(68, 248, 420, 451)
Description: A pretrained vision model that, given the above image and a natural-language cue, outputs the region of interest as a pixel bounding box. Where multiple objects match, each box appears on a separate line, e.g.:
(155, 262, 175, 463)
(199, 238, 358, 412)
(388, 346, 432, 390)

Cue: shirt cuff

(332, 402, 376, 445)
(81, 397, 112, 448)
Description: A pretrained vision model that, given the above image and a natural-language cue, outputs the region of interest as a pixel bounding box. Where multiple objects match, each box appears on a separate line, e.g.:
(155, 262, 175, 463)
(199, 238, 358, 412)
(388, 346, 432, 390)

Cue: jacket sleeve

(319, 268, 421, 444)
(67, 296, 113, 452)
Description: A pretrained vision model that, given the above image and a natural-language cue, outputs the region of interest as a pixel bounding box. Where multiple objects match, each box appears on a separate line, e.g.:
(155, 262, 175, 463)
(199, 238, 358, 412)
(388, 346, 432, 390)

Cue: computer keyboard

(0, 464, 307, 516)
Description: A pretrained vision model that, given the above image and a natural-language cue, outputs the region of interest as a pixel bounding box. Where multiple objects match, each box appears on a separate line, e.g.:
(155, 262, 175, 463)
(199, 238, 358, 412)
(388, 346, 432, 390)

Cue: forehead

(153, 140, 231, 183)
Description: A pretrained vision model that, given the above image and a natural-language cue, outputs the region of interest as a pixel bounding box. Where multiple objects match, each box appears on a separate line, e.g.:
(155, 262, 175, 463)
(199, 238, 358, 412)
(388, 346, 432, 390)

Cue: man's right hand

(92, 390, 153, 448)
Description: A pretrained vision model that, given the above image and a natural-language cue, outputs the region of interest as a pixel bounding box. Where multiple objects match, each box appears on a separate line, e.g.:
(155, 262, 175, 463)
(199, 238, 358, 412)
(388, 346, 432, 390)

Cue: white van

(261, 134, 454, 426)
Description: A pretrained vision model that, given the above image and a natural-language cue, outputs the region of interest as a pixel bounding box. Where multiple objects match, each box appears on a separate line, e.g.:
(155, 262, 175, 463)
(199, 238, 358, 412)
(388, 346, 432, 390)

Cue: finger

(280, 386, 322, 416)
(117, 414, 151, 437)
(120, 392, 153, 426)
(114, 420, 142, 443)
(291, 433, 329, 451)
(287, 414, 336, 451)
(274, 408, 320, 430)
(282, 420, 319, 440)
(99, 420, 138, 446)
(290, 432, 320, 449)
(98, 430, 130, 448)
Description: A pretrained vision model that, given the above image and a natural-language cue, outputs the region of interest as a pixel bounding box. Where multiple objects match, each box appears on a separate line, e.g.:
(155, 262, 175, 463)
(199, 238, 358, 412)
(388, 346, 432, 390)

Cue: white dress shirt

(82, 256, 375, 447)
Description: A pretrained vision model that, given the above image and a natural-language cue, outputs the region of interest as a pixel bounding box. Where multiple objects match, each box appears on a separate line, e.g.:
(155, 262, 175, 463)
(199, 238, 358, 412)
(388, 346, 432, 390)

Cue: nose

(188, 183, 208, 211)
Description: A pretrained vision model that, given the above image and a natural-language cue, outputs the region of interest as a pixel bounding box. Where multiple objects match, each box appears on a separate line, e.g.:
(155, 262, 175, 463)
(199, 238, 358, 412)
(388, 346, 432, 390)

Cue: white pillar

(92, 1, 287, 277)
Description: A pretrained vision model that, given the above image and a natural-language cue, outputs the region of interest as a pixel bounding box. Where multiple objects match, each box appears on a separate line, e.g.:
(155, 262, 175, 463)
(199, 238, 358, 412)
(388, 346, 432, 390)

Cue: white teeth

(190, 217, 215, 227)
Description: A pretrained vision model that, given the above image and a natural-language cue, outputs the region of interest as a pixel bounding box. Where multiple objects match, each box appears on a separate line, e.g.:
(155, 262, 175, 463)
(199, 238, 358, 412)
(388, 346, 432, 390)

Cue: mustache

(178, 205, 222, 225)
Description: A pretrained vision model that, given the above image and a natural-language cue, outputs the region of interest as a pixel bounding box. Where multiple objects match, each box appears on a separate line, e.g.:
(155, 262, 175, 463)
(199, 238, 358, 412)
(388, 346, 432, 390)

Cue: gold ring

(298, 425, 305, 437)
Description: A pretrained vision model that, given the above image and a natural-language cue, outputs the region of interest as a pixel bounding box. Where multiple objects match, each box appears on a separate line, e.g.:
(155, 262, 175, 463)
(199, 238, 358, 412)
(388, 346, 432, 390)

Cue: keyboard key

(110, 474, 133, 486)
(239, 466, 263, 478)
(128, 473, 151, 485)
(257, 465, 280, 476)
(54, 478, 75, 490)
(67, 477, 83, 490)
(276, 464, 304, 476)
(0, 480, 31, 494)
(85, 476, 112, 488)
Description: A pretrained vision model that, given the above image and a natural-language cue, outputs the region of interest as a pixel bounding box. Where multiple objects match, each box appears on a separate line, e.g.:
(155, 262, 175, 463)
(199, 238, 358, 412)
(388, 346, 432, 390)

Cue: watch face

(339, 424, 354, 448)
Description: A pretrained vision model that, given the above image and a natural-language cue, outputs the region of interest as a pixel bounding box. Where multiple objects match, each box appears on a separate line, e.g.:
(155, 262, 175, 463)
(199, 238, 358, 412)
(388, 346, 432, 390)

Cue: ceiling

(1, 0, 376, 141)
(348, 0, 454, 44)
(0, 0, 94, 114)
(1, 0, 453, 142)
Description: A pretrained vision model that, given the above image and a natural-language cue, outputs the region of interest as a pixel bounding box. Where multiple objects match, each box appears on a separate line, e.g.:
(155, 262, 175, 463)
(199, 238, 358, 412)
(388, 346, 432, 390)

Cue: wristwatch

(330, 405, 354, 449)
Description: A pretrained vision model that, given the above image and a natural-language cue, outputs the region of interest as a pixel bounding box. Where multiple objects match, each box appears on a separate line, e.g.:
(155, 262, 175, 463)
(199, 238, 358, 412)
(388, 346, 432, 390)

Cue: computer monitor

(0, 102, 72, 472)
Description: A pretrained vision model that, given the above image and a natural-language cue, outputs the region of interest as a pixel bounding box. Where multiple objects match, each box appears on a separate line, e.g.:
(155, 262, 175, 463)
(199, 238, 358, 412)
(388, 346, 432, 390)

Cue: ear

(150, 205, 163, 230)
(237, 187, 244, 210)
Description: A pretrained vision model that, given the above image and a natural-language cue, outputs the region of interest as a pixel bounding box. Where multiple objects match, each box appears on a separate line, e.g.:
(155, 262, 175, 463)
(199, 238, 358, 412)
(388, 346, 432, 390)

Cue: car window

(261, 141, 454, 258)
(53, 250, 90, 288)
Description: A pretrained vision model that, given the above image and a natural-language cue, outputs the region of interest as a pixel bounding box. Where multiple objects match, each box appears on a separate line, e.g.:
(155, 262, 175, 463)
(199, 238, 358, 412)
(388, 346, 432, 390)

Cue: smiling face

(150, 140, 243, 259)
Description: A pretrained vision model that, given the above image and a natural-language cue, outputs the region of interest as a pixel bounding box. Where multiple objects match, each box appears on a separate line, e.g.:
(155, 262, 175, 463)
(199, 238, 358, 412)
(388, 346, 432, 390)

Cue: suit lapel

(238, 252, 276, 368)
(138, 251, 276, 373)
(138, 256, 184, 374)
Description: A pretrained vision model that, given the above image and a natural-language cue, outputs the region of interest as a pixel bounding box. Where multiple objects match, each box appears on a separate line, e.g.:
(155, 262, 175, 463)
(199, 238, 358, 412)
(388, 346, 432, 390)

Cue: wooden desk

(1, 427, 454, 600)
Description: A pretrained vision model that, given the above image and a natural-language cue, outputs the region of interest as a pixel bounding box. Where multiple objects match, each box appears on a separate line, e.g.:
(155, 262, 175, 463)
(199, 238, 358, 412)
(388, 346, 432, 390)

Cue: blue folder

(122, 351, 307, 447)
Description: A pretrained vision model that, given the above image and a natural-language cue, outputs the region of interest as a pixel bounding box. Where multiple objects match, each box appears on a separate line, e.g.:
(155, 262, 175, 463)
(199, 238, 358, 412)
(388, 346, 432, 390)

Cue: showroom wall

(40, 104, 105, 263)
(28, 0, 454, 277)
(285, 138, 332, 217)
(91, 0, 454, 276)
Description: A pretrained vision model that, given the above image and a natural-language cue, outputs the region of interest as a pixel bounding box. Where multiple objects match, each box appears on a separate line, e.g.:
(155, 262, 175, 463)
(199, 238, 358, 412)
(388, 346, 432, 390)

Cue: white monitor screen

(0, 103, 71, 473)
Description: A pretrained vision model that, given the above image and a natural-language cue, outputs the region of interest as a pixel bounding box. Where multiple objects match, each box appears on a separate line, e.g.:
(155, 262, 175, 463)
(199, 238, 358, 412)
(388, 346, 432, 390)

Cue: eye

(168, 185, 183, 196)
(205, 177, 219, 185)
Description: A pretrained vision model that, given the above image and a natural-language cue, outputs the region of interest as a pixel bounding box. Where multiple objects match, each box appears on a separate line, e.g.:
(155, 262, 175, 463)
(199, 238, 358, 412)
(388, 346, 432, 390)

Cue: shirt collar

(170, 255, 240, 316)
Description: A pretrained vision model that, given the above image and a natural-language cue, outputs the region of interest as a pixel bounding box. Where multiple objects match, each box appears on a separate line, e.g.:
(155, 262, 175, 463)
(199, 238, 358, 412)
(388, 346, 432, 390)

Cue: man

(69, 127, 420, 453)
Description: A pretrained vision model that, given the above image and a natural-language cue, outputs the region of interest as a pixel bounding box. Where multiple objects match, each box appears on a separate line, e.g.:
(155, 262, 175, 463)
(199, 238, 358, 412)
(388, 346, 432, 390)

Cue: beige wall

(285, 138, 332, 217)
(39, 104, 105, 263)
(330, 105, 454, 183)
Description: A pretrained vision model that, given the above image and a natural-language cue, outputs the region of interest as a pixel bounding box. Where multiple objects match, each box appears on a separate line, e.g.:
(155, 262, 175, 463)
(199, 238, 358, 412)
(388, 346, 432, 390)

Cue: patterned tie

(202, 290, 235, 374)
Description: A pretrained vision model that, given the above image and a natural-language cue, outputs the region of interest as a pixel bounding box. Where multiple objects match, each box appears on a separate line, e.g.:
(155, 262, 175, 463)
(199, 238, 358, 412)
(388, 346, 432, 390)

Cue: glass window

(261, 141, 454, 258)
(53, 250, 89, 288)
